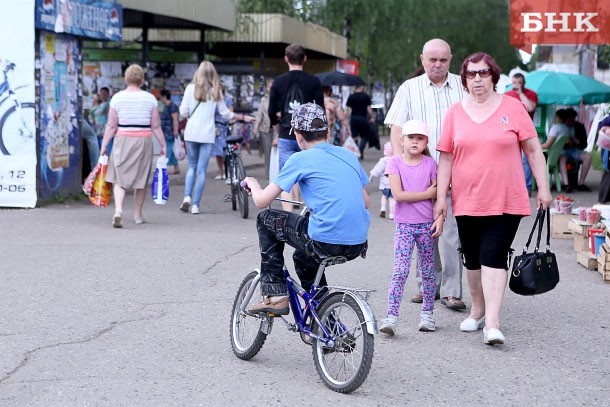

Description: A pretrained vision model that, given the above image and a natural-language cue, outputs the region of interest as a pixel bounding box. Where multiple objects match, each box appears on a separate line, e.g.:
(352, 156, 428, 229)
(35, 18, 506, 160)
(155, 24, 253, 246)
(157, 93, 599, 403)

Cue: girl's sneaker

(418, 311, 436, 332)
(379, 315, 398, 336)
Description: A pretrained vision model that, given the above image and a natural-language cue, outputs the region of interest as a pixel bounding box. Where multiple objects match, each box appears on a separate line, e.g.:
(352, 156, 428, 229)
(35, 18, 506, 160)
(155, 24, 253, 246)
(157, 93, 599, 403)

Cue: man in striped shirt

(384, 38, 467, 310)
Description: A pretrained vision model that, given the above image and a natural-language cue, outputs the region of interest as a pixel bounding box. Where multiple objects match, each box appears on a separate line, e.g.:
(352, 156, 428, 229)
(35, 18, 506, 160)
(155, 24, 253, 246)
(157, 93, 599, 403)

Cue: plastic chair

(531, 136, 568, 192)
(546, 136, 569, 192)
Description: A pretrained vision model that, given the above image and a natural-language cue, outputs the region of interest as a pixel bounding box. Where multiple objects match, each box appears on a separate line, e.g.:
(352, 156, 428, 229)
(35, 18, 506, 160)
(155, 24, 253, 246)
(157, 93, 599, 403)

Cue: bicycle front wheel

(312, 292, 374, 393)
(234, 155, 249, 219)
(0, 102, 35, 155)
(230, 271, 268, 360)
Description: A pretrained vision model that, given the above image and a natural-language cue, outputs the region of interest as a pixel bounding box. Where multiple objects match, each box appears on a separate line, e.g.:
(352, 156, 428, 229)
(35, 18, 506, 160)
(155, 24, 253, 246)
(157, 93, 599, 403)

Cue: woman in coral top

(434, 52, 552, 346)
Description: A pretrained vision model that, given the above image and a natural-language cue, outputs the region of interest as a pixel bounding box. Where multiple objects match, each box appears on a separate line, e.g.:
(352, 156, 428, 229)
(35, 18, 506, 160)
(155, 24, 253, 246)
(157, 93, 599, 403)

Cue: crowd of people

(87, 41, 610, 348)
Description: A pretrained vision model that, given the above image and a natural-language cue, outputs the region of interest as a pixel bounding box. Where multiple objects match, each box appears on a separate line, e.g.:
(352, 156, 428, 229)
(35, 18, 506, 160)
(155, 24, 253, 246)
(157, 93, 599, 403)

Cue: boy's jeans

(257, 209, 368, 297)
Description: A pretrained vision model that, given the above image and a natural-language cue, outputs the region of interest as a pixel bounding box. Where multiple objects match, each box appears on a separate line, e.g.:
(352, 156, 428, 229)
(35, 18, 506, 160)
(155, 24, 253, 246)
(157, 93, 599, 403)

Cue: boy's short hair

(291, 103, 328, 141)
(285, 44, 306, 65)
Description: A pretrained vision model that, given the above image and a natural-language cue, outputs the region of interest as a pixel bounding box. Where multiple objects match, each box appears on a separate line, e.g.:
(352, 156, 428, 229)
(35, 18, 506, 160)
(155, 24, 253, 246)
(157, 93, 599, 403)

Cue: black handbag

(510, 207, 560, 296)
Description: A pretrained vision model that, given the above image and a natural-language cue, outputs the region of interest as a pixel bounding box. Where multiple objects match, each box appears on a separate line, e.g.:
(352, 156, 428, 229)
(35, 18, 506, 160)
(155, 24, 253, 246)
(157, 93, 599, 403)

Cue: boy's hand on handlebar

(242, 176, 260, 195)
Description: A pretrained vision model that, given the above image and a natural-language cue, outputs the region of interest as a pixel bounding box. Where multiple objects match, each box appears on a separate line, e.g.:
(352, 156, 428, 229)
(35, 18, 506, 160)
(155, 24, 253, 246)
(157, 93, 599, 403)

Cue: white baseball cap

(402, 119, 429, 137)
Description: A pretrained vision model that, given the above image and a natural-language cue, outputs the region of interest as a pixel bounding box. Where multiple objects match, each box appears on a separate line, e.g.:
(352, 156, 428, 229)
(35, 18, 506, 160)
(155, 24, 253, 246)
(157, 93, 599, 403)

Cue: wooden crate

(551, 213, 577, 239)
(569, 220, 595, 252)
(596, 244, 610, 283)
(577, 250, 597, 271)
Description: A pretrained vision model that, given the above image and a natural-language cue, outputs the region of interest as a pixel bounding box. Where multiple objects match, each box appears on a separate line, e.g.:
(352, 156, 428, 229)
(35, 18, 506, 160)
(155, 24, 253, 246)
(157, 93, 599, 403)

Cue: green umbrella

(522, 71, 610, 105)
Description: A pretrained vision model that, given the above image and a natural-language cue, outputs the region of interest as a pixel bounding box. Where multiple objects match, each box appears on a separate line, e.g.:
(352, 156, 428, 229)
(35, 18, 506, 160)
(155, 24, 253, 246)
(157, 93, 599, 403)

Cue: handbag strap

(544, 207, 552, 251)
(534, 207, 545, 252)
(523, 206, 542, 252)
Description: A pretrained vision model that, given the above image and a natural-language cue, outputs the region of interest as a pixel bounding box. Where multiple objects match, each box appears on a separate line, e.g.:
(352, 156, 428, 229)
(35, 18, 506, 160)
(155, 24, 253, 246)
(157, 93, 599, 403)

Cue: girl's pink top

(385, 155, 437, 224)
(436, 95, 536, 217)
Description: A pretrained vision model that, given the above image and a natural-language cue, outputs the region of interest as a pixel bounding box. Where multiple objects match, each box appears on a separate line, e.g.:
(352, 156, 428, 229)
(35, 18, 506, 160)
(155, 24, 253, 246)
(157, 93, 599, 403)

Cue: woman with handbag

(434, 52, 552, 345)
(178, 61, 253, 215)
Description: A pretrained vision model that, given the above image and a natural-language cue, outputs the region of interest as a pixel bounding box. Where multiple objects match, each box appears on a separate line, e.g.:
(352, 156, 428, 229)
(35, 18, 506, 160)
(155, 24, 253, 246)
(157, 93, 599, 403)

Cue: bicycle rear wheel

(0, 102, 35, 155)
(230, 271, 268, 360)
(234, 155, 249, 219)
(312, 292, 374, 393)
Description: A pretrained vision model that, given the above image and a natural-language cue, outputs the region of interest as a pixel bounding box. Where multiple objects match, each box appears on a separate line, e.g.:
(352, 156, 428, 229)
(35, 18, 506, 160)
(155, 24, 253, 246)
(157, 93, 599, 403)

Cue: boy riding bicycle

(243, 103, 371, 315)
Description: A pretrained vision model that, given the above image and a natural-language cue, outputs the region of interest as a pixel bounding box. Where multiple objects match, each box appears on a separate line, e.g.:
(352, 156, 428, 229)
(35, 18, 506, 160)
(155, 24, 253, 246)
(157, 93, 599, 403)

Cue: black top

(346, 92, 372, 118)
(570, 121, 588, 151)
(268, 70, 324, 139)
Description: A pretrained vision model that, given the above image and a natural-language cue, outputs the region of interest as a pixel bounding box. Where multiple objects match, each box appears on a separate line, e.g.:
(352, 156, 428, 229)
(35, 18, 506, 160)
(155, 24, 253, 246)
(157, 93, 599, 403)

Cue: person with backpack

(268, 44, 324, 210)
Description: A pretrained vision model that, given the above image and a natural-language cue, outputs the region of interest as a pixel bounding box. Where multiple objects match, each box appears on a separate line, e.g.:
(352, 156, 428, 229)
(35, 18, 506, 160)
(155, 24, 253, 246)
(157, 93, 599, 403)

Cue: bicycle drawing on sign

(0, 61, 35, 156)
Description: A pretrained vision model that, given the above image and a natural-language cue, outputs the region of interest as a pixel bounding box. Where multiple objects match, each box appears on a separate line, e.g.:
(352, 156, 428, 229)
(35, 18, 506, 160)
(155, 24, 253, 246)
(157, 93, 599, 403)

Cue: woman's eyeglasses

(465, 69, 493, 79)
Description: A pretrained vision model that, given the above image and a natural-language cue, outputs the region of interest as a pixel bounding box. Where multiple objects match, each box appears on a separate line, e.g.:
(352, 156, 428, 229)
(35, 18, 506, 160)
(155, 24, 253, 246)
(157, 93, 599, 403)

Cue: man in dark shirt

(268, 44, 324, 209)
(560, 108, 592, 192)
(346, 86, 374, 159)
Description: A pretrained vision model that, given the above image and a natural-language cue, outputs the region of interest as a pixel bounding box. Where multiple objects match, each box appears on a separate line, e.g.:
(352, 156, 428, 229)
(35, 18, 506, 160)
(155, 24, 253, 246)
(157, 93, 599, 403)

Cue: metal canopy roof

(119, 0, 236, 31)
(206, 14, 347, 59)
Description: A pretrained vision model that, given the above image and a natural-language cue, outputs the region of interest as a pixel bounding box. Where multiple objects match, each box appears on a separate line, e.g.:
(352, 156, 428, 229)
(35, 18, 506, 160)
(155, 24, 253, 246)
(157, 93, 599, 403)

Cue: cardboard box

(551, 213, 577, 239)
(605, 232, 610, 248)
(577, 250, 597, 270)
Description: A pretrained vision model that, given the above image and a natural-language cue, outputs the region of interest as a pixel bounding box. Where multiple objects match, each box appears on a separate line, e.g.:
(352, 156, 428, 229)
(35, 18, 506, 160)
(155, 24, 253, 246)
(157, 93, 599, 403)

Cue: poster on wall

(0, 0, 37, 208)
(39, 31, 81, 201)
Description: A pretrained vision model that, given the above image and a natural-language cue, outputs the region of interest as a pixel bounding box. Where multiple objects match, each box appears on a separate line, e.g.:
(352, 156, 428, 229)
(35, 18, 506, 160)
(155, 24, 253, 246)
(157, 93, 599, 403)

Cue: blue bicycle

(229, 200, 377, 393)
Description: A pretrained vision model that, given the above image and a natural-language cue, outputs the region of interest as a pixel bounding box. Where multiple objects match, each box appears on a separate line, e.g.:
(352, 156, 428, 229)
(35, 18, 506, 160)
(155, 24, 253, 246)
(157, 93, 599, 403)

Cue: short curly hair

(124, 64, 145, 86)
(460, 52, 501, 92)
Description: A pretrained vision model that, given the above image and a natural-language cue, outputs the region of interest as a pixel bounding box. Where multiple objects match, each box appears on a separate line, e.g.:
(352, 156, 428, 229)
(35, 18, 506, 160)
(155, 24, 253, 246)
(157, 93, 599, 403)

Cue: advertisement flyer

(0, 0, 37, 208)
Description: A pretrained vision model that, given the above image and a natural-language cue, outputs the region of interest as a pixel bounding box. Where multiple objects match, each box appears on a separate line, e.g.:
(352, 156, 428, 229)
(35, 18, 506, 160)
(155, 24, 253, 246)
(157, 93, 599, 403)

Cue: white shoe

(191, 205, 200, 215)
(379, 315, 398, 336)
(388, 213, 394, 220)
(180, 196, 191, 212)
(460, 316, 486, 332)
(483, 327, 505, 345)
(418, 311, 436, 332)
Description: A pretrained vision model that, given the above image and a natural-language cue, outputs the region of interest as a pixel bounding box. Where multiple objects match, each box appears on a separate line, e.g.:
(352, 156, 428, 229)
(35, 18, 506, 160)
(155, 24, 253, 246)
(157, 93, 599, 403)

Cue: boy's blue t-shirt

(273, 142, 370, 245)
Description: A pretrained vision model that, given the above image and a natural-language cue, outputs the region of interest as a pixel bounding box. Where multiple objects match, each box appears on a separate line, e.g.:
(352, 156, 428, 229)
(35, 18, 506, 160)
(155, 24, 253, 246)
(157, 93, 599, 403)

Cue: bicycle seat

(226, 135, 243, 144)
(321, 256, 347, 267)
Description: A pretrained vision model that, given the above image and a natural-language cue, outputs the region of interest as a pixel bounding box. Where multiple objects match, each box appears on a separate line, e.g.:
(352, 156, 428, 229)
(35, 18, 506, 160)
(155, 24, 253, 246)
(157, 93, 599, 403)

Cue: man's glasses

(465, 68, 493, 79)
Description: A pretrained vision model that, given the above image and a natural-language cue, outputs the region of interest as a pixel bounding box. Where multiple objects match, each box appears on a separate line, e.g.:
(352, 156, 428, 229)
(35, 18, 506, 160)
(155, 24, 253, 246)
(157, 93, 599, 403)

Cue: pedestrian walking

(346, 85, 374, 159)
(434, 52, 551, 345)
(379, 120, 444, 336)
(384, 38, 466, 310)
(178, 61, 253, 215)
(369, 141, 395, 219)
(159, 89, 180, 175)
(253, 78, 274, 179)
(505, 73, 538, 195)
(100, 64, 167, 228)
(212, 84, 234, 180)
(268, 44, 324, 211)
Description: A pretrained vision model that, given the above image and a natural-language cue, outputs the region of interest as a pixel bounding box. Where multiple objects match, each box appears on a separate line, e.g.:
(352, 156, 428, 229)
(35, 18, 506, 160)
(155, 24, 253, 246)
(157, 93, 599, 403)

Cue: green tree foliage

(237, 0, 522, 85)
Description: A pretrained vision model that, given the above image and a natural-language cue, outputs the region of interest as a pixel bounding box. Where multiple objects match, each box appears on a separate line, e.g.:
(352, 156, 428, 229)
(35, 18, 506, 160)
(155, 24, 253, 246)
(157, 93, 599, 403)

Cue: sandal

(441, 296, 466, 310)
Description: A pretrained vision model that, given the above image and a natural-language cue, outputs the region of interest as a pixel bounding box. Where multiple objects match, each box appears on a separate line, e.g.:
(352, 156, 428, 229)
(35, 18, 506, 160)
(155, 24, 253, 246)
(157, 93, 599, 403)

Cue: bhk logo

(510, 0, 610, 53)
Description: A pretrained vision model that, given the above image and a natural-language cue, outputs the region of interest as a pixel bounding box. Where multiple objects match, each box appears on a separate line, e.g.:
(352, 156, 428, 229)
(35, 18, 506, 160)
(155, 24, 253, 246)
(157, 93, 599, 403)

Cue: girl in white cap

(380, 119, 444, 335)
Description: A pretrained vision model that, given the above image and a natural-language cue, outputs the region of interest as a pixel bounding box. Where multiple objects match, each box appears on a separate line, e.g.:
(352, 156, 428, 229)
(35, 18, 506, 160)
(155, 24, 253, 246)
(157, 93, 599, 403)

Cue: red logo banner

(510, 0, 610, 53)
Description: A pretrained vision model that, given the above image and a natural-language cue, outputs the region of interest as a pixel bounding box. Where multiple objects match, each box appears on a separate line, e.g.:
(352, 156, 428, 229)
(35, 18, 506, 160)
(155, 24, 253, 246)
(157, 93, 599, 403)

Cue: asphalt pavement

(1, 139, 609, 406)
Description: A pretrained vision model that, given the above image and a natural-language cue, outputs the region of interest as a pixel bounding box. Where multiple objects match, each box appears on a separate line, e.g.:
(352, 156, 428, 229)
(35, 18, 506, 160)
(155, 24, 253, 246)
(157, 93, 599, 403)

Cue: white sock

(270, 295, 286, 301)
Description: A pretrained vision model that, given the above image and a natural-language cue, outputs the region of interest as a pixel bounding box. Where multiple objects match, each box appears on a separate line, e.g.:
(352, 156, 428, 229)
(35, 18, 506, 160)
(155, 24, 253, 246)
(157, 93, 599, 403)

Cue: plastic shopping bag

(269, 146, 279, 180)
(83, 161, 100, 196)
(342, 136, 361, 158)
(173, 135, 186, 161)
(152, 156, 170, 205)
(89, 155, 112, 207)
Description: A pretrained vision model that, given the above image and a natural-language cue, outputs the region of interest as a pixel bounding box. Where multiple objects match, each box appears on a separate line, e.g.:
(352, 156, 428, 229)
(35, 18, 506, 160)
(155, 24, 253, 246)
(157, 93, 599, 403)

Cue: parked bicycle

(0, 61, 35, 155)
(223, 129, 249, 219)
(229, 198, 377, 393)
